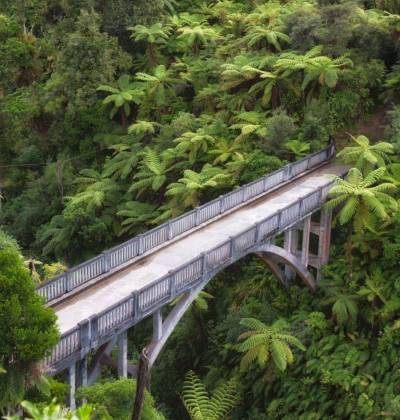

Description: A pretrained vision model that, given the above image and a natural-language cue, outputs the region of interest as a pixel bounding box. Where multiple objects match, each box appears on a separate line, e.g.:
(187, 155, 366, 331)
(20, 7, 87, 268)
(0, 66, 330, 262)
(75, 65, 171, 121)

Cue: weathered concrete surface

(54, 163, 347, 333)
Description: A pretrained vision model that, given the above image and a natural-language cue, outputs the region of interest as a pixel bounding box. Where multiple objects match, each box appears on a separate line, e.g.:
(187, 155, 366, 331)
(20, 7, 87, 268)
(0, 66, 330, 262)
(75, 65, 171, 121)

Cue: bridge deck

(54, 163, 346, 334)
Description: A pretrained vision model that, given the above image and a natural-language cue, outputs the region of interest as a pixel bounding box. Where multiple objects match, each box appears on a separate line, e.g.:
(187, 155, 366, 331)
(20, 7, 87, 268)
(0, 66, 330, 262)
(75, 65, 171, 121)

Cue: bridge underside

(64, 207, 332, 407)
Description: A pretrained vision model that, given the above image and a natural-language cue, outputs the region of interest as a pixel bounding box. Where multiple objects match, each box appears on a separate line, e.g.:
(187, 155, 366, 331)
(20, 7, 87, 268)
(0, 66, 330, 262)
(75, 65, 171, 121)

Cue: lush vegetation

(1, 0, 400, 418)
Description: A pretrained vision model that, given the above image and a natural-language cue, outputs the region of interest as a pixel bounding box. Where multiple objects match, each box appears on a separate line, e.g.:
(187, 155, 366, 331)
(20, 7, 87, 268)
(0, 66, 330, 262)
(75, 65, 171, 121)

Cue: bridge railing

(46, 177, 335, 370)
(38, 144, 334, 305)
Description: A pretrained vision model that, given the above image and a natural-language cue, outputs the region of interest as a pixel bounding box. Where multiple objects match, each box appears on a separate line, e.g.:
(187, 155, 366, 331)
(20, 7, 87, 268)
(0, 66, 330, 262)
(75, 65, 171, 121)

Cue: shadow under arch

(146, 243, 315, 367)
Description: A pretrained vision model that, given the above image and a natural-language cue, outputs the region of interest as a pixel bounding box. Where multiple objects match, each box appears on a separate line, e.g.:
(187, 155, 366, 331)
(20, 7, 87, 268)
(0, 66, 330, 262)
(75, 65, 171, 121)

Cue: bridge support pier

(153, 309, 162, 341)
(317, 208, 332, 282)
(88, 338, 117, 385)
(68, 363, 76, 410)
(284, 229, 298, 281)
(118, 331, 128, 378)
(301, 216, 311, 267)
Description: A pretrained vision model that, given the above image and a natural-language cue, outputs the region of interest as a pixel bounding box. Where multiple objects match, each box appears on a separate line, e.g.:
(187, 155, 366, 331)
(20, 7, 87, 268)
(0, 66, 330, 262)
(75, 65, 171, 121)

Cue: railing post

(229, 236, 235, 259)
(220, 196, 225, 214)
(169, 271, 176, 298)
(255, 222, 261, 243)
(167, 221, 173, 240)
(285, 165, 291, 181)
(299, 198, 304, 217)
(195, 208, 200, 226)
(318, 187, 324, 205)
(201, 252, 207, 277)
(102, 251, 110, 273)
(306, 156, 311, 171)
(79, 319, 91, 358)
(277, 211, 282, 231)
(241, 187, 245, 203)
(89, 315, 99, 349)
(66, 271, 72, 292)
(133, 291, 140, 322)
(138, 235, 144, 255)
(263, 174, 270, 191)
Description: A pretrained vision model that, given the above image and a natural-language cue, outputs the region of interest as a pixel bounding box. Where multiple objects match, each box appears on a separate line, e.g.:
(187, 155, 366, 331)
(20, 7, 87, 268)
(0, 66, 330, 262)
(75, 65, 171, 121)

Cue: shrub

(76, 378, 165, 420)
(262, 109, 297, 153)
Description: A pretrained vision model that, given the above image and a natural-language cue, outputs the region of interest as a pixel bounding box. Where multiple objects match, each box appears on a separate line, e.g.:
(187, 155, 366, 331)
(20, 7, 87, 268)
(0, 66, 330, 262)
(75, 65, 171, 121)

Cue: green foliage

(177, 24, 220, 54)
(2, 1, 400, 417)
(75, 378, 165, 420)
(243, 26, 290, 52)
(6, 399, 93, 419)
(128, 23, 170, 67)
(0, 228, 20, 250)
(97, 75, 143, 125)
(181, 371, 237, 420)
(174, 129, 215, 164)
(43, 9, 132, 116)
(337, 135, 394, 173)
(165, 164, 231, 210)
(385, 106, 400, 152)
(130, 147, 174, 197)
(117, 201, 159, 235)
(0, 248, 58, 412)
(236, 318, 305, 372)
(326, 166, 398, 231)
(285, 139, 310, 159)
(263, 109, 297, 152)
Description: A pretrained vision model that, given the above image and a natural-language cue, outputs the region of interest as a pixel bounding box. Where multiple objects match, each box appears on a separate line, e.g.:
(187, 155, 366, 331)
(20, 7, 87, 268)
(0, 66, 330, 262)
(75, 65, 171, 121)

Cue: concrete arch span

(145, 243, 315, 367)
(85, 242, 316, 385)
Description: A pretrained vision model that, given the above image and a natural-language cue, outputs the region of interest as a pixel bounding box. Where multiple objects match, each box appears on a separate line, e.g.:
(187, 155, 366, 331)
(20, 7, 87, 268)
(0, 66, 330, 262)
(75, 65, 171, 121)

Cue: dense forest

(1, 0, 400, 418)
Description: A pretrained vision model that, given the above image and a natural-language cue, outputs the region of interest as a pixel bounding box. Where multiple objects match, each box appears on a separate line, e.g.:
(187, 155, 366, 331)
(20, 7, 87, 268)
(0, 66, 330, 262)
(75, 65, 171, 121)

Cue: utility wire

(0, 148, 106, 170)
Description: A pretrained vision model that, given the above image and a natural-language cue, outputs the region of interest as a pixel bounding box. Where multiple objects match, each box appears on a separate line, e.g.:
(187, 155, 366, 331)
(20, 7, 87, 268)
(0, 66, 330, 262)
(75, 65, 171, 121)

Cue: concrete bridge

(37, 145, 346, 407)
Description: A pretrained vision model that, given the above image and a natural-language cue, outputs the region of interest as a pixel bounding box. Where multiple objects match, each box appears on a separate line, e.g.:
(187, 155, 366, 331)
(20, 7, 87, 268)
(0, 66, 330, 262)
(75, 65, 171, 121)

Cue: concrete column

(153, 309, 163, 342)
(284, 229, 297, 280)
(301, 217, 311, 267)
(78, 357, 88, 387)
(68, 363, 76, 410)
(317, 208, 332, 282)
(319, 208, 332, 265)
(77, 357, 88, 405)
(117, 331, 128, 378)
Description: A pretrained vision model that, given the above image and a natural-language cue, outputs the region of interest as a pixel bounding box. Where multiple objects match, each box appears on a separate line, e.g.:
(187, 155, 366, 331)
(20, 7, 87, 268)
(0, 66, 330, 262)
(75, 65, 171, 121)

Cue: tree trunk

(132, 348, 150, 420)
(120, 109, 127, 128)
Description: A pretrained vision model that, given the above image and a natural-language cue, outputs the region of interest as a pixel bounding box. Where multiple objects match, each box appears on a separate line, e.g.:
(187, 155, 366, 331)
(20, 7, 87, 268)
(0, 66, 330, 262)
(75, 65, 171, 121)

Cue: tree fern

(181, 371, 237, 420)
(337, 135, 394, 173)
(236, 318, 305, 372)
(129, 147, 175, 197)
(326, 167, 398, 232)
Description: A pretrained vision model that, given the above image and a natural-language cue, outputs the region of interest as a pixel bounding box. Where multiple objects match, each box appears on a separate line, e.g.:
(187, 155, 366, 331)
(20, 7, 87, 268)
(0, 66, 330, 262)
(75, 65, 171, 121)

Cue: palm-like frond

(243, 25, 290, 51)
(128, 23, 170, 44)
(337, 135, 394, 172)
(236, 317, 305, 372)
(117, 201, 158, 235)
(130, 147, 174, 196)
(165, 164, 231, 209)
(97, 75, 143, 119)
(182, 371, 210, 420)
(326, 165, 398, 232)
(174, 130, 216, 164)
(181, 371, 237, 420)
(128, 120, 159, 136)
(177, 25, 220, 52)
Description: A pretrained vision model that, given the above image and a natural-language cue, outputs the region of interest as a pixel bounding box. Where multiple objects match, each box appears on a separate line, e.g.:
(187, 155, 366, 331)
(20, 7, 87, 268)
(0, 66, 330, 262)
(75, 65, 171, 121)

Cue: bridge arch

(145, 243, 315, 367)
